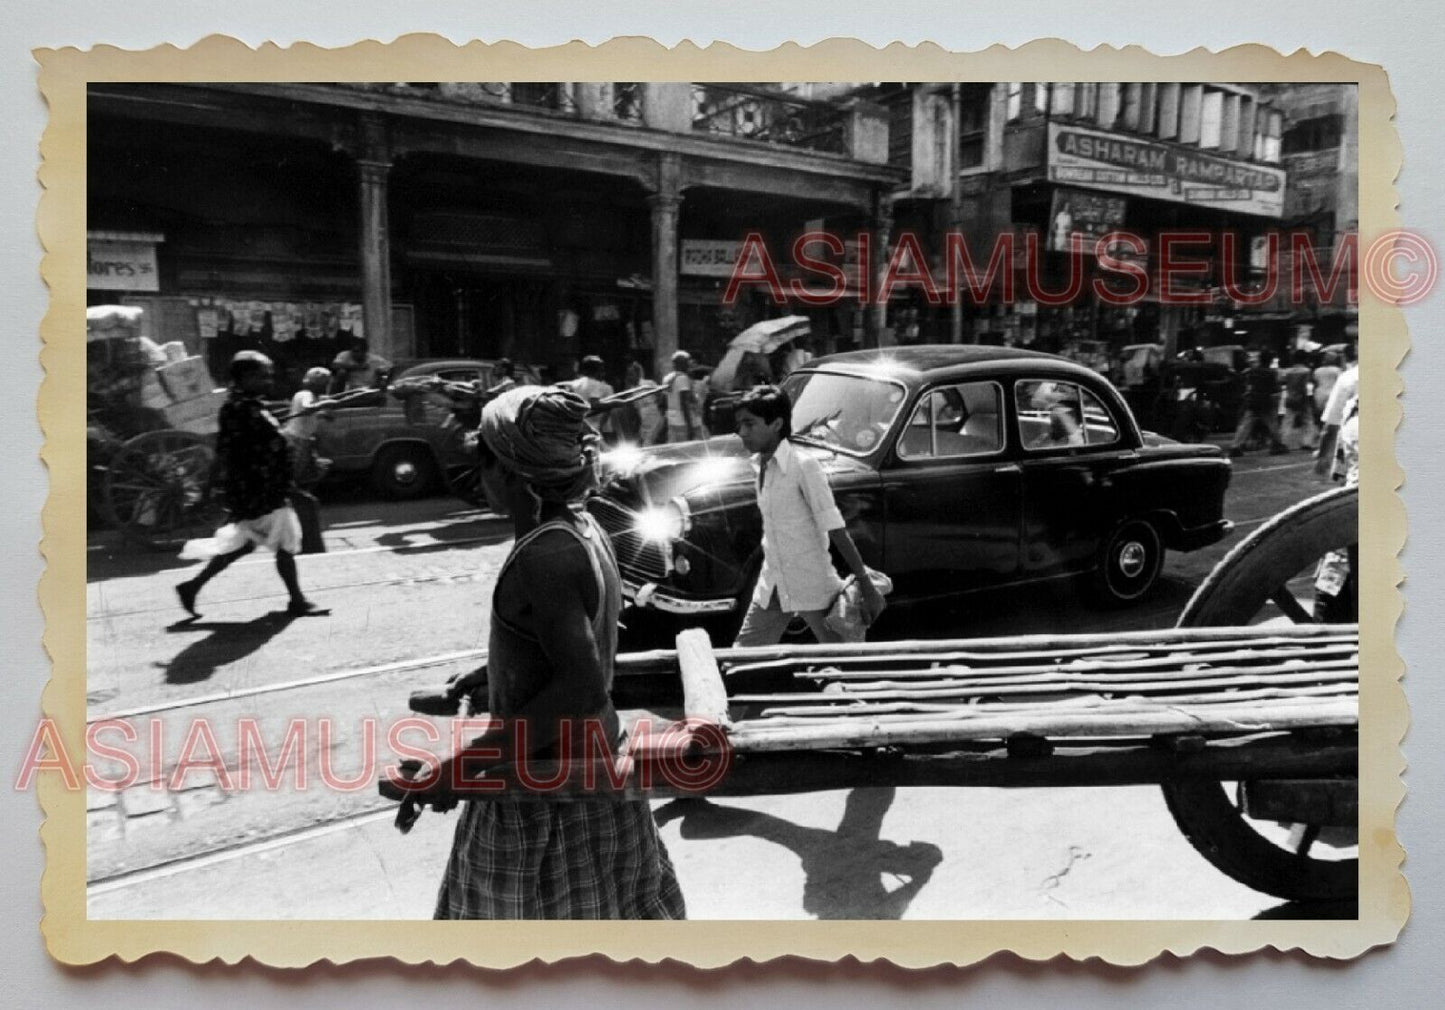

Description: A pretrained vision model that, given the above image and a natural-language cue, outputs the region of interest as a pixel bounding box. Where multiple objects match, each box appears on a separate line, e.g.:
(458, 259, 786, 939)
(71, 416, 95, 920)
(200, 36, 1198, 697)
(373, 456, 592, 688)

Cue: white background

(2, 3, 1440, 1004)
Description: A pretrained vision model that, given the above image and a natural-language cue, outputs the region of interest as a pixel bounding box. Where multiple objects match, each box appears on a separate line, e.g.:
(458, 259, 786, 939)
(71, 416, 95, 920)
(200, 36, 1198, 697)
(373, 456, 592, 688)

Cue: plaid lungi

(434, 797, 686, 920)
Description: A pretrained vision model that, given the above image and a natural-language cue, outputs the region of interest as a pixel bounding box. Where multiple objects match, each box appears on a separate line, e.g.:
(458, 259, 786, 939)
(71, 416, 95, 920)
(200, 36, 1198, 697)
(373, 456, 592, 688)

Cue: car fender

(366, 435, 440, 466)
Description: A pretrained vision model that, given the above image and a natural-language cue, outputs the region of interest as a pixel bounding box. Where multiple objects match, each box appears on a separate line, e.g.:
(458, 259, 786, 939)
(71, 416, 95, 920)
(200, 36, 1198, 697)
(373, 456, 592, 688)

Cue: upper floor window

(1282, 114, 1344, 155)
(958, 83, 991, 169)
(1255, 108, 1283, 163)
(1050, 82, 1076, 116)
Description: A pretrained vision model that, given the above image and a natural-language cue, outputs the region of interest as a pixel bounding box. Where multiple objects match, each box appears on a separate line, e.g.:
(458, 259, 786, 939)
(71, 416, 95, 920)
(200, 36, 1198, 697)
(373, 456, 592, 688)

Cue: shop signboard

(87, 237, 161, 292)
(1047, 123, 1286, 218)
(681, 239, 743, 277)
(1047, 187, 1128, 253)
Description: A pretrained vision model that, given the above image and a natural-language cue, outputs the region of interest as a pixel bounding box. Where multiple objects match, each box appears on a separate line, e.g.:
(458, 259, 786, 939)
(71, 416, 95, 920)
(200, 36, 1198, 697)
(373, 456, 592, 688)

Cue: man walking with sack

(731, 385, 884, 645)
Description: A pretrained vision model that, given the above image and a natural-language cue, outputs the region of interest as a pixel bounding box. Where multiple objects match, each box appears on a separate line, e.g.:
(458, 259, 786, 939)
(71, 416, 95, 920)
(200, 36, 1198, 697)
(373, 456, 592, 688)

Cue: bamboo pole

(675, 628, 731, 728)
(800, 643, 1357, 681)
(707, 624, 1360, 672)
(727, 699, 1359, 752)
(731, 663, 1359, 705)
(754, 683, 1358, 720)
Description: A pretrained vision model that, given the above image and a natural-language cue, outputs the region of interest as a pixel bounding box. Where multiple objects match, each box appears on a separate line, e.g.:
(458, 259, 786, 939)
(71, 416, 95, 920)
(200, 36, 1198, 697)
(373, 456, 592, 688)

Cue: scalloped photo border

(34, 34, 1409, 969)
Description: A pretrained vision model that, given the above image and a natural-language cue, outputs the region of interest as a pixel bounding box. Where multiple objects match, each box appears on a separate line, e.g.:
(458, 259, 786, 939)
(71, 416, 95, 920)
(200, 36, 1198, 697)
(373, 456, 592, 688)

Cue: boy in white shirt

(732, 385, 884, 645)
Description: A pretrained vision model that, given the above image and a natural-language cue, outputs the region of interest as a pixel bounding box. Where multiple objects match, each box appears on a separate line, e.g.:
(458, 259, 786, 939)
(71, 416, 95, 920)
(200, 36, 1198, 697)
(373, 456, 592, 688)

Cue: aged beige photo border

(35, 35, 1409, 968)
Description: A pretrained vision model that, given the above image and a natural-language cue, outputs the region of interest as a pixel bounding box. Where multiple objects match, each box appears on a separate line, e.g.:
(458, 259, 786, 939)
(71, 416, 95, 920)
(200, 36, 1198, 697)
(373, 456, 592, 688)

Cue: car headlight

(634, 499, 690, 542)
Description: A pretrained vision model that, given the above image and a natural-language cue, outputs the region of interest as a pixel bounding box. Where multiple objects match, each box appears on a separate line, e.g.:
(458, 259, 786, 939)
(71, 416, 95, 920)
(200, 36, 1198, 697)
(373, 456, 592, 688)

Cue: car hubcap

(1118, 540, 1148, 578)
(393, 461, 417, 486)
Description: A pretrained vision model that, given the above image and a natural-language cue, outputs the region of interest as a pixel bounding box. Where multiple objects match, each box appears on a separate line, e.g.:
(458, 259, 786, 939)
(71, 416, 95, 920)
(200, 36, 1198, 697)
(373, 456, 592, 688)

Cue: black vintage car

(586, 346, 1232, 641)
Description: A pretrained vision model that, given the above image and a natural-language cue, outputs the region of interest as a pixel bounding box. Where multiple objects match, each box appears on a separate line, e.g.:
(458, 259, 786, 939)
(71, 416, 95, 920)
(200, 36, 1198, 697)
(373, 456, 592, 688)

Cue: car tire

(1089, 518, 1164, 607)
(371, 444, 438, 499)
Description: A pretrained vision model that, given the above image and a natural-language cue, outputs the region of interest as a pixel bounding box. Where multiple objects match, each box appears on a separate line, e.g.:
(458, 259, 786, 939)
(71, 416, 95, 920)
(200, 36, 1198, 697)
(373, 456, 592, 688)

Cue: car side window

(1078, 387, 1120, 445)
(1015, 380, 1120, 450)
(436, 369, 483, 383)
(896, 382, 1003, 460)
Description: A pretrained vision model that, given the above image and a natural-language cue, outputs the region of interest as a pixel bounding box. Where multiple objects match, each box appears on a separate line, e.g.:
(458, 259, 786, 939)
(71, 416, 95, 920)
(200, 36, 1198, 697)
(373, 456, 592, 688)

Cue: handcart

(383, 485, 1360, 903)
(86, 305, 370, 549)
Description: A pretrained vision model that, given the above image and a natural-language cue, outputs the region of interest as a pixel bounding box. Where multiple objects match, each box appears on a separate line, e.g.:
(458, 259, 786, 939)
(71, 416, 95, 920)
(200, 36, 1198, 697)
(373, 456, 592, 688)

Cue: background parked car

(313, 358, 539, 499)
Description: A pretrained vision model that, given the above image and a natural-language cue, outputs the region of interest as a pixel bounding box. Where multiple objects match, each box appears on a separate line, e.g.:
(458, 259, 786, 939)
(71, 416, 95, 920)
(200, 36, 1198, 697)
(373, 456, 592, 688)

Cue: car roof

(394, 358, 495, 373)
(807, 344, 1104, 385)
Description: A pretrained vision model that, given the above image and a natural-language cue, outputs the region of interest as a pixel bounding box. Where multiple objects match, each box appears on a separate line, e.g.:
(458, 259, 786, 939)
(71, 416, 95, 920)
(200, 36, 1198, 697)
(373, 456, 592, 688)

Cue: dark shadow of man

(654, 786, 943, 919)
(159, 612, 297, 684)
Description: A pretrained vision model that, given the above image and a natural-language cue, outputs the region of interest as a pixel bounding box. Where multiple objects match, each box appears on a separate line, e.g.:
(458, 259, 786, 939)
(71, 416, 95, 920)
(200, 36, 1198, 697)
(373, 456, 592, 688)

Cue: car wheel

(1090, 518, 1164, 606)
(371, 444, 438, 499)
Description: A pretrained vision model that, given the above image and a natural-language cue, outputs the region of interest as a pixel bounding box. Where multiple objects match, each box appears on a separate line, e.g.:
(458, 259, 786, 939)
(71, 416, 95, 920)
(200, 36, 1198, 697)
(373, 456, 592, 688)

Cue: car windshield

(780, 370, 908, 455)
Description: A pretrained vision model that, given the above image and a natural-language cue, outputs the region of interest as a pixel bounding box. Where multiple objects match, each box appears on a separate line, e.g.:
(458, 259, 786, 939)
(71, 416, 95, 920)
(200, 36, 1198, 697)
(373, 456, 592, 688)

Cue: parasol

(711, 316, 811, 390)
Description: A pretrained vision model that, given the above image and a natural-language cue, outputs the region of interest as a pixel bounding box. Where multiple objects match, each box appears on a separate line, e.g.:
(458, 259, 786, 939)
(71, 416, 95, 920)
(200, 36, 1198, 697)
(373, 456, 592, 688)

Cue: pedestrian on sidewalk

(1315, 344, 1360, 479)
(663, 350, 698, 443)
(1312, 351, 1343, 423)
(414, 385, 685, 920)
(1229, 350, 1288, 457)
(732, 385, 885, 646)
(176, 352, 326, 618)
(282, 366, 335, 490)
(1278, 351, 1318, 451)
(567, 355, 617, 441)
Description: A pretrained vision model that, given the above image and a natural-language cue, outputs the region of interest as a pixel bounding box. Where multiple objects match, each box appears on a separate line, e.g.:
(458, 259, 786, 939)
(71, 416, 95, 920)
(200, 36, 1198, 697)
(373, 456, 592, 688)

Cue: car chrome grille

(585, 497, 669, 581)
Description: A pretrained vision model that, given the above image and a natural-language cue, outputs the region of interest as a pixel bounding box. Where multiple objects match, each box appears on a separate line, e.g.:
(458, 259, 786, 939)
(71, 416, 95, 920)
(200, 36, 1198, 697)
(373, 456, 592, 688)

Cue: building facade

(866, 81, 1356, 360)
(87, 82, 904, 390)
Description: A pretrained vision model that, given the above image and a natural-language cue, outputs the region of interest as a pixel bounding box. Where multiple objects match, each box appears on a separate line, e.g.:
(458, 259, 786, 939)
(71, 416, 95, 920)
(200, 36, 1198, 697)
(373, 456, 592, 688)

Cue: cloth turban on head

(478, 385, 600, 502)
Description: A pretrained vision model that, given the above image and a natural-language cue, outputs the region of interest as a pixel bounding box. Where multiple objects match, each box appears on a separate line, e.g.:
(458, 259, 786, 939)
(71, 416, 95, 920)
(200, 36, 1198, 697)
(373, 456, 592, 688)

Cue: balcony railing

(690, 84, 850, 155)
(331, 82, 865, 157)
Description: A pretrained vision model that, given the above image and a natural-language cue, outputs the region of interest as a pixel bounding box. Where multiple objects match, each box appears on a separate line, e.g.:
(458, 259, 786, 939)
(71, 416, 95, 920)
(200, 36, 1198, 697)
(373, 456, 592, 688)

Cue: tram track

(88, 802, 399, 894)
(88, 647, 487, 723)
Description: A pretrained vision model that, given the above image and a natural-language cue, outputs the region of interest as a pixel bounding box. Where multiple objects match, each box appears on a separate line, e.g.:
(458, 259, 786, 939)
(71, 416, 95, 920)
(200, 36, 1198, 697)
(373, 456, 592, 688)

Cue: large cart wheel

(101, 429, 225, 550)
(1162, 485, 1358, 901)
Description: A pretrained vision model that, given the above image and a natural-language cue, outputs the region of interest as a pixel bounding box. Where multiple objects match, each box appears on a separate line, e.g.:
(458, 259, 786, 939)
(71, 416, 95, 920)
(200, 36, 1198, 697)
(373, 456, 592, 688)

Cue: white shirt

(664, 371, 692, 426)
(569, 376, 615, 430)
(1320, 365, 1359, 427)
(283, 390, 321, 439)
(751, 438, 846, 612)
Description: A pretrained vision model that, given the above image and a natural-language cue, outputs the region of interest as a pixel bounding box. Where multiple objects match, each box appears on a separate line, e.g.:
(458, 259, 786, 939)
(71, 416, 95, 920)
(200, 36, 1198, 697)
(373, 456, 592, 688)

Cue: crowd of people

(1228, 344, 1356, 458)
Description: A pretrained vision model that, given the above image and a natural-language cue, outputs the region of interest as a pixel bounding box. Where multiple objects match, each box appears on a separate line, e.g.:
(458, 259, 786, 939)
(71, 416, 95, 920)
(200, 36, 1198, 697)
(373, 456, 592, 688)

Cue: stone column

(948, 84, 965, 345)
(357, 156, 395, 360)
(648, 153, 683, 379)
(868, 193, 894, 348)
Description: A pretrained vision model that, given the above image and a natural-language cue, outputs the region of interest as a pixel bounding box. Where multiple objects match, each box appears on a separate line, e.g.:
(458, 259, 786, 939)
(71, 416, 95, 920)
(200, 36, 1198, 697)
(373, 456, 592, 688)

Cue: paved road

(82, 447, 1347, 920)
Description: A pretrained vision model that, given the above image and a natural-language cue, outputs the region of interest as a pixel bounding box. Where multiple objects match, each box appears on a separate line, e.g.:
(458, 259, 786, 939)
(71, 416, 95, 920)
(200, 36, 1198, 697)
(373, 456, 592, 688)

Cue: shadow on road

(654, 787, 942, 919)
(158, 612, 299, 684)
(374, 514, 512, 553)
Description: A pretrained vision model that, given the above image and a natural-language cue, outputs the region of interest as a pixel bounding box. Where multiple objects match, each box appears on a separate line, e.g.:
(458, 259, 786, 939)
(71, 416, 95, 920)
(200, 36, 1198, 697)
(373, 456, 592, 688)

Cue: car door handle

(993, 463, 1021, 475)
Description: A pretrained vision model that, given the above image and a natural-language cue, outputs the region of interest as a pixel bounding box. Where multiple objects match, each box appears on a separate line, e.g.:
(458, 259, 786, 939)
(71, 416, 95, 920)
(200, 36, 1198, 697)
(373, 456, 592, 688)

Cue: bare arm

(457, 530, 614, 773)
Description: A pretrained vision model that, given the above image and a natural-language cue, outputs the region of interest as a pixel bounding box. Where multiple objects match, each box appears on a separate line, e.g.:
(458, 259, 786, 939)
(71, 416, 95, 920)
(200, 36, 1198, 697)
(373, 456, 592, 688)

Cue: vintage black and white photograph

(76, 70, 1371, 931)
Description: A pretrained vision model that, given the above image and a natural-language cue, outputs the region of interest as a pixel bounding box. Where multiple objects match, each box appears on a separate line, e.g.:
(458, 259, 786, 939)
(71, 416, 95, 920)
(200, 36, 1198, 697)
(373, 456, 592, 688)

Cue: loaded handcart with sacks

(86, 304, 232, 548)
(383, 485, 1361, 902)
